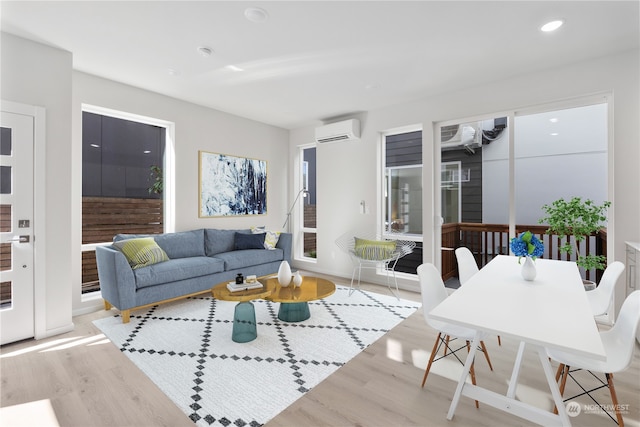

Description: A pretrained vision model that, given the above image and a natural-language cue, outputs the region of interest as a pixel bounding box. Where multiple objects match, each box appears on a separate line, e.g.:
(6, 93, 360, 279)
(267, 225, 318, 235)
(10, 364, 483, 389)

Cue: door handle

(6, 235, 30, 243)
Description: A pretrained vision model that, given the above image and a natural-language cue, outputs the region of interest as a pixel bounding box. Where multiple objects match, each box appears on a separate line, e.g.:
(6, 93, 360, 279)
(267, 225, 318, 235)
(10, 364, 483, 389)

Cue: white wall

(290, 49, 640, 316)
(483, 103, 609, 225)
(1, 32, 74, 337)
(72, 72, 290, 314)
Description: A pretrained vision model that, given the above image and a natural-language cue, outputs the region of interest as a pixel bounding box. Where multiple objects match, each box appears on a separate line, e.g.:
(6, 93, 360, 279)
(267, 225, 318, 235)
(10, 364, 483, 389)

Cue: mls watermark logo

(565, 401, 630, 418)
(566, 402, 582, 417)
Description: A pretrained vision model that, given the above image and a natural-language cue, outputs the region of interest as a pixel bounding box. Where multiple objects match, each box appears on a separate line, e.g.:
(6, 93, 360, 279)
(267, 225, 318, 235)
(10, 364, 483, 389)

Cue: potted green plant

(148, 165, 163, 195)
(538, 197, 611, 283)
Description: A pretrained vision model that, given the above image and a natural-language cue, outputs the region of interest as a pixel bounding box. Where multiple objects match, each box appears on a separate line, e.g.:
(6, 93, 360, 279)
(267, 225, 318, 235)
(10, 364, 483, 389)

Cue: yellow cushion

(354, 237, 396, 260)
(251, 226, 281, 250)
(113, 237, 169, 269)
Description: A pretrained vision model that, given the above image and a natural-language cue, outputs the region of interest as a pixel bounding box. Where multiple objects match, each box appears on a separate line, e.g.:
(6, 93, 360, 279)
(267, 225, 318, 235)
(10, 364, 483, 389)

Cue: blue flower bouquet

(510, 231, 544, 263)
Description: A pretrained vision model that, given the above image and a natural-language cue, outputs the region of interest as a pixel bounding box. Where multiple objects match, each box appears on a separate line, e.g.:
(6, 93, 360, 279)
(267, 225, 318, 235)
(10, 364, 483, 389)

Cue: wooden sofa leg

(104, 300, 112, 311)
(121, 310, 130, 324)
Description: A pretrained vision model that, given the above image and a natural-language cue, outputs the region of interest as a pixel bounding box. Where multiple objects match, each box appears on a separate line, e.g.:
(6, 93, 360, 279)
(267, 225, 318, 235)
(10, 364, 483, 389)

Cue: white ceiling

(1, 1, 638, 129)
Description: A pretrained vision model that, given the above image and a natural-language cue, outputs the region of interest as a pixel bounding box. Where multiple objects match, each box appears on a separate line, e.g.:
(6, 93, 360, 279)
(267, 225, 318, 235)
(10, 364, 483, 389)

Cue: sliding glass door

(435, 97, 609, 285)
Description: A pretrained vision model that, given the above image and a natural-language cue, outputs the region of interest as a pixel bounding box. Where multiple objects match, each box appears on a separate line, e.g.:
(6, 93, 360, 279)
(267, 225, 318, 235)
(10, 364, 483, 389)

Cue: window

(300, 146, 317, 259)
(383, 130, 422, 274)
(81, 107, 173, 296)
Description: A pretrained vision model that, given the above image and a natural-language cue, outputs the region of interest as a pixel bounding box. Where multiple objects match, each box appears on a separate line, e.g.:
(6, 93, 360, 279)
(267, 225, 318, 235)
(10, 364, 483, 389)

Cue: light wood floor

(1, 274, 639, 427)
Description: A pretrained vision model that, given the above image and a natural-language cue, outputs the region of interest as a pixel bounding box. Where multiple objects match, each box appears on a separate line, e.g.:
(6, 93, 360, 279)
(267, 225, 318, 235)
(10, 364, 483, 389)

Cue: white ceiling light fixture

(541, 20, 564, 32)
(244, 7, 268, 23)
(197, 46, 213, 57)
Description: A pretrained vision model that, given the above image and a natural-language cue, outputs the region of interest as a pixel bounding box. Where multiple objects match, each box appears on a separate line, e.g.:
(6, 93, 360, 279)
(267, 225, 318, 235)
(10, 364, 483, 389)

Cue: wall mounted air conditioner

(441, 123, 482, 152)
(315, 119, 360, 143)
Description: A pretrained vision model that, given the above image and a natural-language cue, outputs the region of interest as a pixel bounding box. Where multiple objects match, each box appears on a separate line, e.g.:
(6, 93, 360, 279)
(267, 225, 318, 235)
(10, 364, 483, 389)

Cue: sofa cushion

(251, 226, 281, 250)
(354, 237, 396, 260)
(205, 228, 250, 256)
(214, 248, 284, 271)
(154, 229, 205, 258)
(234, 232, 265, 250)
(114, 230, 205, 259)
(133, 256, 225, 289)
(113, 237, 170, 269)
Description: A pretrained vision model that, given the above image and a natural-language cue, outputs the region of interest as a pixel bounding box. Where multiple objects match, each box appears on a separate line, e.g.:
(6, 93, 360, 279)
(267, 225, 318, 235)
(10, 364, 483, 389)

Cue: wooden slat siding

(0, 281, 11, 306)
(82, 197, 163, 244)
(82, 197, 163, 293)
(0, 204, 11, 232)
(0, 243, 11, 272)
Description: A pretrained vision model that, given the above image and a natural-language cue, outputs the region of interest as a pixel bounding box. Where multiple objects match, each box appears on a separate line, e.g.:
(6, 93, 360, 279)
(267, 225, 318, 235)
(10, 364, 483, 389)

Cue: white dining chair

(548, 290, 640, 426)
(455, 247, 501, 346)
(417, 263, 493, 407)
(588, 261, 625, 318)
(455, 246, 480, 285)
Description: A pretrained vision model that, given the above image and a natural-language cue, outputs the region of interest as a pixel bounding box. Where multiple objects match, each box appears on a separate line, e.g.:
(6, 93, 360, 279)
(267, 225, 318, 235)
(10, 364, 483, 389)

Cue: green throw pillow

(353, 237, 396, 260)
(113, 237, 170, 269)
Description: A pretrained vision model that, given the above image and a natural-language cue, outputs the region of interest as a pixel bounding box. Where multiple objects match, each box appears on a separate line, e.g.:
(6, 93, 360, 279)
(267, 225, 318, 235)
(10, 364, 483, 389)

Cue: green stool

(278, 302, 311, 322)
(232, 301, 257, 343)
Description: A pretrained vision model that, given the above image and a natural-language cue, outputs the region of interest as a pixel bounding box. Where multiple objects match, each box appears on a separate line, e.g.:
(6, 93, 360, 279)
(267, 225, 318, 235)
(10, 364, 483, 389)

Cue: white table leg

(506, 341, 527, 398)
(446, 331, 481, 420)
(537, 346, 572, 426)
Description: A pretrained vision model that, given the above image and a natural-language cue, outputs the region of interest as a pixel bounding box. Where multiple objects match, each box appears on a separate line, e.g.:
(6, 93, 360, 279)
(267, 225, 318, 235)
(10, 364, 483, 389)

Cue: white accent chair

(455, 246, 501, 346)
(547, 290, 640, 426)
(417, 263, 493, 407)
(335, 232, 415, 298)
(588, 261, 625, 318)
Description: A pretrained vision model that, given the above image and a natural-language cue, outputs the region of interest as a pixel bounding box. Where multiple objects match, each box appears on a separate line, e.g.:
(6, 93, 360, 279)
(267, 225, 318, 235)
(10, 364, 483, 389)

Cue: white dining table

(429, 255, 606, 426)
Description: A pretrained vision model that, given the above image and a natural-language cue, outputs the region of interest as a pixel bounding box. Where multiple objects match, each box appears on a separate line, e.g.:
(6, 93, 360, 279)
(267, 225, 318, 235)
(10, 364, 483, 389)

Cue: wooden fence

(82, 197, 163, 293)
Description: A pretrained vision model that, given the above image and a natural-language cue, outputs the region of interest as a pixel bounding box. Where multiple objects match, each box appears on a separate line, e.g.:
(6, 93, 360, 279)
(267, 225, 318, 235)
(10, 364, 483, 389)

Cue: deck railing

(442, 222, 607, 282)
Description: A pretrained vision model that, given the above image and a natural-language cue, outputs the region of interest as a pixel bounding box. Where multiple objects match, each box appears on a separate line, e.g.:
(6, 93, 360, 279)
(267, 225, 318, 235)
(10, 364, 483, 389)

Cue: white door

(0, 110, 35, 345)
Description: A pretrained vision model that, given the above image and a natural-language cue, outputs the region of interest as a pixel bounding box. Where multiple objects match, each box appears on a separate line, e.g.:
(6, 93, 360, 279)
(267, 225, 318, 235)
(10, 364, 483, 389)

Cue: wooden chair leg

(422, 333, 442, 387)
(121, 309, 131, 324)
(444, 335, 450, 355)
(555, 363, 564, 382)
(466, 341, 479, 408)
(553, 364, 569, 415)
(104, 299, 112, 311)
(606, 373, 625, 427)
(497, 335, 501, 346)
(479, 340, 493, 371)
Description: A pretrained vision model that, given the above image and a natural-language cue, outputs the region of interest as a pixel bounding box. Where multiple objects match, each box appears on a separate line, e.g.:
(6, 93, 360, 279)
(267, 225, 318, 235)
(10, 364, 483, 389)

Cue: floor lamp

(283, 188, 309, 233)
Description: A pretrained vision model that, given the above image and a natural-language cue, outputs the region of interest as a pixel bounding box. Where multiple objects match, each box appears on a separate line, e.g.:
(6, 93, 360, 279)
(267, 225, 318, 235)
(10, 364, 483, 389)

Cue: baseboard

(36, 322, 75, 340)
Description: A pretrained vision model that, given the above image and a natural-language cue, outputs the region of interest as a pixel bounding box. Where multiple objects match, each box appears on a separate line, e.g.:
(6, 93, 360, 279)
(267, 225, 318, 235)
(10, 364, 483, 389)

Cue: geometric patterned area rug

(93, 285, 421, 427)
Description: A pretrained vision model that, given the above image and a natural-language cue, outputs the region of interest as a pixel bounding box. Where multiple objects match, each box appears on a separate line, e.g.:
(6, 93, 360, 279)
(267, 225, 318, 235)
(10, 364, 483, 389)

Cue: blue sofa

(96, 228, 292, 323)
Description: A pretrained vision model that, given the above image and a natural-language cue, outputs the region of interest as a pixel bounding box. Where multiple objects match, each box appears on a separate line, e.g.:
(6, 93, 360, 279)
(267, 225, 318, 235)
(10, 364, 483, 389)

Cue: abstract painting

(199, 151, 267, 217)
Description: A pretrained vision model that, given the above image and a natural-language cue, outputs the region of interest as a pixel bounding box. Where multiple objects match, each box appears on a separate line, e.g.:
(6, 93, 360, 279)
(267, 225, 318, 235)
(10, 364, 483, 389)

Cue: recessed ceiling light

(245, 7, 268, 23)
(90, 144, 100, 148)
(197, 46, 213, 57)
(167, 68, 180, 76)
(549, 118, 559, 123)
(541, 20, 564, 32)
(551, 132, 559, 136)
(143, 150, 151, 154)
